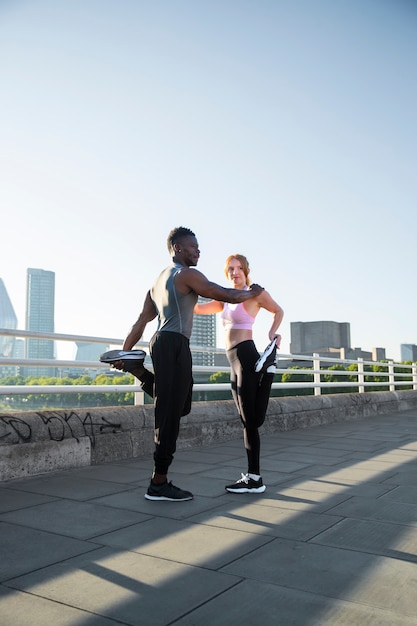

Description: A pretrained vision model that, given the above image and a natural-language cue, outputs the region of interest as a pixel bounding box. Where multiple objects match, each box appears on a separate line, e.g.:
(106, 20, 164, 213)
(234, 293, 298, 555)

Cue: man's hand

(111, 360, 125, 371)
(249, 283, 264, 297)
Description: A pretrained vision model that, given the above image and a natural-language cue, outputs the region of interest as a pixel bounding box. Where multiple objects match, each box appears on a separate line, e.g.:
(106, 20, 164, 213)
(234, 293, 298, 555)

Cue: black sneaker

(145, 481, 193, 501)
(254, 340, 277, 373)
(225, 473, 266, 494)
(99, 349, 146, 373)
(100, 349, 146, 363)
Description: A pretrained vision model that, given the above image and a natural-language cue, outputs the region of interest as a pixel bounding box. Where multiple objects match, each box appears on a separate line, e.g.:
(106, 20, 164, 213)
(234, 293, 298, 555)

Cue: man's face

(177, 235, 200, 267)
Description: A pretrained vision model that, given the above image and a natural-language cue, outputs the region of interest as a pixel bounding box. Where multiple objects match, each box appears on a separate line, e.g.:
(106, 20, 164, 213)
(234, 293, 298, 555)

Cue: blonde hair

(224, 254, 251, 287)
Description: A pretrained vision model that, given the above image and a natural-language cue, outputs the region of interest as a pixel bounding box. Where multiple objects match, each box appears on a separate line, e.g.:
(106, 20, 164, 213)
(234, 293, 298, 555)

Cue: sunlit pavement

(2, 409, 417, 625)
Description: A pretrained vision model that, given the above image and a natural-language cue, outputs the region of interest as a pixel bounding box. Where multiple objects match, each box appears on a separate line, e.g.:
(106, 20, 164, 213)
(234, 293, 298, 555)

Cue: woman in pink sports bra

(194, 254, 283, 494)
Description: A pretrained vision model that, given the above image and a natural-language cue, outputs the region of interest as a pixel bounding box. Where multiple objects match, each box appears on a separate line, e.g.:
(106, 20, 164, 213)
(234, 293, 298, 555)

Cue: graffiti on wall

(0, 411, 122, 448)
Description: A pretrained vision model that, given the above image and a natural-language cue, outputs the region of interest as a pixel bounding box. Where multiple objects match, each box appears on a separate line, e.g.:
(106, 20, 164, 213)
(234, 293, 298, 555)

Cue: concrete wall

(1, 390, 417, 481)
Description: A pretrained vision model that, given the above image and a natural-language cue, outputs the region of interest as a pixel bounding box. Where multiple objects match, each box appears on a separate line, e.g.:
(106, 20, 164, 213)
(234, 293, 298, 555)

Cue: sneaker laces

(236, 473, 250, 484)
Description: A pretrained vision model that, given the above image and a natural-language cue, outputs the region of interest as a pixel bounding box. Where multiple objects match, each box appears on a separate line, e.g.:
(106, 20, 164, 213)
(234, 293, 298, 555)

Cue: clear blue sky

(1, 0, 416, 361)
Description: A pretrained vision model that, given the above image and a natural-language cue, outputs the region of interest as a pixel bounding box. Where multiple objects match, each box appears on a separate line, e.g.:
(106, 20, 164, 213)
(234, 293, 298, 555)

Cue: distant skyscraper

(191, 297, 216, 366)
(25, 268, 55, 376)
(401, 344, 417, 362)
(290, 321, 351, 355)
(0, 278, 18, 356)
(76, 342, 108, 362)
(372, 347, 386, 362)
(0, 278, 19, 375)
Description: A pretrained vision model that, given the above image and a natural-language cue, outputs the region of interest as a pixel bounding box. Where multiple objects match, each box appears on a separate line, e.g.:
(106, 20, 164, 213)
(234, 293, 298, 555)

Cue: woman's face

(226, 258, 247, 289)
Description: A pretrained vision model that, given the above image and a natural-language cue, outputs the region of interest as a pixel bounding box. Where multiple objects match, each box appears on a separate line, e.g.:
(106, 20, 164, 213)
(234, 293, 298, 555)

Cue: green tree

(322, 365, 357, 394)
(207, 371, 231, 401)
(281, 367, 314, 396)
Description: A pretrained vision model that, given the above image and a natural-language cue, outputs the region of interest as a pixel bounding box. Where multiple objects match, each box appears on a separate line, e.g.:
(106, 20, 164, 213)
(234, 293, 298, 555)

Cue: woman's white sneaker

(255, 340, 277, 373)
(225, 473, 266, 493)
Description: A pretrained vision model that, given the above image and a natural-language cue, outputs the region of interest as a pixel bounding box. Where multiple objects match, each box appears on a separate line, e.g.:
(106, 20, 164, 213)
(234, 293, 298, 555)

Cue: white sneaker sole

(144, 493, 193, 501)
(100, 349, 146, 363)
(226, 485, 266, 493)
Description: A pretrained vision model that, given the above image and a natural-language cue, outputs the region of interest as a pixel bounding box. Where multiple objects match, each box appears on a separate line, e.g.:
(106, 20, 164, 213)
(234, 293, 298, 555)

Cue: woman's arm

(194, 300, 224, 315)
(256, 290, 284, 343)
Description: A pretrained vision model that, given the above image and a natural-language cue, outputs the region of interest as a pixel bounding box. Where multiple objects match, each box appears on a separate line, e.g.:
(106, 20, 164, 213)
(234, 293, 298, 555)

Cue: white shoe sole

(144, 493, 193, 501)
(100, 349, 146, 363)
(226, 485, 266, 493)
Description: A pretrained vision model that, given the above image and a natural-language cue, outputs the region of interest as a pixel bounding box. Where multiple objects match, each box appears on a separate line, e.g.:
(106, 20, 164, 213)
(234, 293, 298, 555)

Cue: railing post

(358, 358, 364, 393)
(134, 377, 144, 406)
(388, 360, 395, 392)
(313, 353, 321, 396)
(412, 363, 417, 391)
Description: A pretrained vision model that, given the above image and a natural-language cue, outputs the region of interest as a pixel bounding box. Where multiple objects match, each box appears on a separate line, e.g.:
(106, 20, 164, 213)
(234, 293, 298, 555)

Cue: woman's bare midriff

(224, 328, 253, 351)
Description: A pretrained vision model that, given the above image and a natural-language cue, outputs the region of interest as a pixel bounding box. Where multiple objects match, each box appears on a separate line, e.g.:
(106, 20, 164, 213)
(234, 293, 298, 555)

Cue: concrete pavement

(1, 408, 417, 625)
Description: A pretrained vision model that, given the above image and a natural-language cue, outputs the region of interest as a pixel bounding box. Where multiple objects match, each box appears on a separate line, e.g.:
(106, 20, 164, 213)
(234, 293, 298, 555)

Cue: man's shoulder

(175, 266, 205, 282)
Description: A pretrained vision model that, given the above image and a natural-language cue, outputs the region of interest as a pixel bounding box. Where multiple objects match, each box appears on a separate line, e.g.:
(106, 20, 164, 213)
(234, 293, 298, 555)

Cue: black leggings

(227, 340, 274, 475)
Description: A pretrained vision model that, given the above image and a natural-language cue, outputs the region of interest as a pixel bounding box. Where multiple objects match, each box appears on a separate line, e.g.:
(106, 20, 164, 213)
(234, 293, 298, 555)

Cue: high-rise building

(190, 297, 216, 366)
(0, 278, 18, 356)
(76, 342, 109, 363)
(0, 278, 19, 375)
(290, 321, 351, 355)
(372, 347, 386, 362)
(74, 341, 109, 376)
(25, 268, 55, 376)
(401, 344, 417, 362)
(290, 320, 388, 361)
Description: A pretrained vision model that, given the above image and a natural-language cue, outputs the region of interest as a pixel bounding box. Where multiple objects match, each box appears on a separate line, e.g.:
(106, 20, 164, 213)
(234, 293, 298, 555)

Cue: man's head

(167, 226, 200, 267)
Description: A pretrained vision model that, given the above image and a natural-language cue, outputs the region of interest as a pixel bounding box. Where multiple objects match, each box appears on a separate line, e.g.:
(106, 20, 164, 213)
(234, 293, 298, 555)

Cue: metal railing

(1, 329, 416, 405)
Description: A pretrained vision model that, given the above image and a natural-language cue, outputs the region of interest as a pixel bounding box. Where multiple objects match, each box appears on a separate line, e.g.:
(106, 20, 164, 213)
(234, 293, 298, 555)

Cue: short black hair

(167, 226, 196, 252)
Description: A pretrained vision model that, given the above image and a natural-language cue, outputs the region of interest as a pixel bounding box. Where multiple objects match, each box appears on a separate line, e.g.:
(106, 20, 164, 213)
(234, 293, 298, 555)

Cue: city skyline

(0, 269, 414, 363)
(1, 1, 416, 362)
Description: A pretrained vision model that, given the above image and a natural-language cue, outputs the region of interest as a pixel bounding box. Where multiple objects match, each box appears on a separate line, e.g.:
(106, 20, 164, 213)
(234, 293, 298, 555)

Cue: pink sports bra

(221, 302, 255, 331)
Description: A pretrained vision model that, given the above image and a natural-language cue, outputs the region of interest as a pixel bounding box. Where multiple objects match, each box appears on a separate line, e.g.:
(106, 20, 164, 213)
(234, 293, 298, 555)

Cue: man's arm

(177, 268, 264, 303)
(122, 290, 157, 350)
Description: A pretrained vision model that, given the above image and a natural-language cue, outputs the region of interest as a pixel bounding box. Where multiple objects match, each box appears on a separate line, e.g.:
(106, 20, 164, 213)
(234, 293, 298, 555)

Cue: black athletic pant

(145, 331, 193, 475)
(227, 340, 274, 475)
